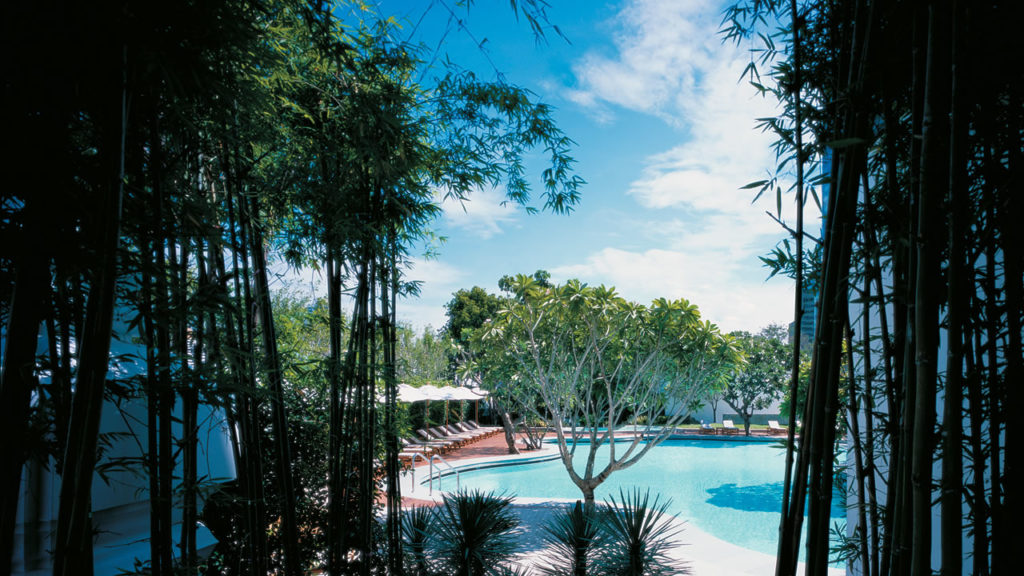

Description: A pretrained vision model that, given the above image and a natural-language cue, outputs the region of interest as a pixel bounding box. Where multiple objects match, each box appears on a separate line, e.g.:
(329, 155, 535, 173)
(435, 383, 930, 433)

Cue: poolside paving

(401, 430, 535, 507)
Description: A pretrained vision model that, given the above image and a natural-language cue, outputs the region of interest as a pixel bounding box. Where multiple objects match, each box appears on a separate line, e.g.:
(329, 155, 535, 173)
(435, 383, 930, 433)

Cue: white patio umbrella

(447, 387, 487, 400)
(397, 384, 446, 427)
(452, 385, 488, 423)
(397, 384, 434, 403)
(434, 386, 489, 423)
(456, 376, 490, 422)
(432, 386, 456, 424)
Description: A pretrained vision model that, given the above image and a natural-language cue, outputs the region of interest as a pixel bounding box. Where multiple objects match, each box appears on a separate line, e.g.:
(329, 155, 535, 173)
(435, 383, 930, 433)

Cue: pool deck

(398, 429, 842, 576)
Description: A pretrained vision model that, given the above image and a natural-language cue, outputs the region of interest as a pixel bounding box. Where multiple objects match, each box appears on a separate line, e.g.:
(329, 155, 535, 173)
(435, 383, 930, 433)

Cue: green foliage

(398, 323, 455, 385)
(476, 275, 740, 503)
(599, 489, 689, 576)
(432, 489, 521, 576)
(445, 286, 507, 347)
(778, 352, 812, 423)
(540, 500, 602, 576)
(402, 506, 435, 576)
(3, 0, 586, 572)
(722, 324, 790, 434)
(272, 292, 335, 383)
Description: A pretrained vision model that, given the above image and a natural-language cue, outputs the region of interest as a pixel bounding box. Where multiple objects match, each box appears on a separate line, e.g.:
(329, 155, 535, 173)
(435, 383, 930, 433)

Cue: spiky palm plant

(599, 489, 689, 576)
(432, 489, 520, 576)
(493, 566, 535, 576)
(539, 500, 602, 576)
(403, 506, 435, 576)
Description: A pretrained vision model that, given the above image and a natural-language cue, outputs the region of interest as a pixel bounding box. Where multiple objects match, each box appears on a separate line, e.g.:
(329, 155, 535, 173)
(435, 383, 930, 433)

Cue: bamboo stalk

(53, 44, 127, 576)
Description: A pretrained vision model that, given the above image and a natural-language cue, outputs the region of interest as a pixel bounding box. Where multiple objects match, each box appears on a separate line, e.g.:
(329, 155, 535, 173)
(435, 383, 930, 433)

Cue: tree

(722, 325, 790, 436)
(1, 1, 583, 573)
(480, 275, 739, 511)
(445, 284, 544, 454)
(396, 324, 453, 386)
(724, 1, 1023, 574)
(445, 287, 506, 346)
(705, 390, 724, 424)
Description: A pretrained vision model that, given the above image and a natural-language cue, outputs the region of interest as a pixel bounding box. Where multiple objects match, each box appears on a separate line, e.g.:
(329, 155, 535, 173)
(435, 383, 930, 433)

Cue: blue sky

(286, 0, 809, 334)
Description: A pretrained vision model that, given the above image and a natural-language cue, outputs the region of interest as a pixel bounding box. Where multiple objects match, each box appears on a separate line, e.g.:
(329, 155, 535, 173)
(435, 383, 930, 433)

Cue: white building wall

(688, 397, 786, 425)
(12, 306, 237, 575)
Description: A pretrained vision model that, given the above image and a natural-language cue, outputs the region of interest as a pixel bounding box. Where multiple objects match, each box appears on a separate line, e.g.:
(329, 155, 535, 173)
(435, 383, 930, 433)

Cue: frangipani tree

(722, 325, 790, 436)
(480, 275, 741, 510)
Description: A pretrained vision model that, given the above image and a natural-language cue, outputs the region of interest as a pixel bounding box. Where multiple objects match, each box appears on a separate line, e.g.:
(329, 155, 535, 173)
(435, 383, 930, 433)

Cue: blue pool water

(446, 438, 844, 558)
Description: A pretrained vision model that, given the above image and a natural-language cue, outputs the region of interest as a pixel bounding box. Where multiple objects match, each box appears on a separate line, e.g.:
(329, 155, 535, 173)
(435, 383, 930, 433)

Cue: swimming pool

(440, 438, 844, 558)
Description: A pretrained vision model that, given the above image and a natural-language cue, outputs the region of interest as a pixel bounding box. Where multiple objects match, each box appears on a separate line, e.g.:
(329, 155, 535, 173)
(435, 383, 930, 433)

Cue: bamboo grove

(725, 0, 1022, 575)
(1, 1, 581, 575)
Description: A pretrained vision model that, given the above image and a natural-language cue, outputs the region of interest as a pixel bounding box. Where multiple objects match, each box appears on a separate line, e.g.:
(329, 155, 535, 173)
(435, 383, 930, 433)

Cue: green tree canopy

(478, 275, 740, 510)
(444, 286, 507, 346)
(722, 324, 790, 436)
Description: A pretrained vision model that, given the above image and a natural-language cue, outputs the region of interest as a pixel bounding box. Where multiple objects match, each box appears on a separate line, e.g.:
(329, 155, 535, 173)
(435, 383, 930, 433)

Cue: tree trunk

(381, 232, 404, 576)
(0, 195, 49, 572)
(53, 44, 127, 576)
(247, 196, 302, 576)
(581, 486, 596, 517)
(860, 270, 880, 576)
(845, 322, 871, 576)
(911, 3, 950, 574)
(778, 0, 806, 565)
(964, 333, 988, 576)
(223, 128, 268, 574)
(501, 412, 521, 455)
(940, 2, 967, 572)
(327, 253, 344, 573)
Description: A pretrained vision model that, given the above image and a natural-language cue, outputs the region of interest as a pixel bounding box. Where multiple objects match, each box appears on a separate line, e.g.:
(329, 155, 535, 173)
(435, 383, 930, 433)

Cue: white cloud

(440, 187, 520, 239)
(569, 0, 729, 124)
(397, 258, 469, 332)
(554, 0, 795, 335)
(552, 247, 793, 334)
(568, 0, 783, 215)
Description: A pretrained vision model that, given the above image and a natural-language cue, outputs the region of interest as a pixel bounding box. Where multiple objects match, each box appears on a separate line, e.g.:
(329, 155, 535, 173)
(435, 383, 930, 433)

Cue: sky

(285, 0, 811, 335)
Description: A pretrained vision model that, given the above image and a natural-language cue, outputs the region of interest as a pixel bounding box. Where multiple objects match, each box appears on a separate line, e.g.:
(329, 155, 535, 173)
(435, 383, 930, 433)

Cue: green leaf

(740, 179, 769, 190)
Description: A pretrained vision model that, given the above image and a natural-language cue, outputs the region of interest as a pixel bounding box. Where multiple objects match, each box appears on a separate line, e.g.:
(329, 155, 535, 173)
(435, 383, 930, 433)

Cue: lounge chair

(408, 436, 452, 454)
(722, 420, 740, 435)
(433, 425, 475, 444)
(401, 438, 439, 456)
(427, 427, 471, 447)
(467, 420, 499, 434)
(398, 451, 425, 466)
(767, 420, 787, 435)
(442, 424, 483, 445)
(417, 428, 460, 450)
(451, 422, 488, 439)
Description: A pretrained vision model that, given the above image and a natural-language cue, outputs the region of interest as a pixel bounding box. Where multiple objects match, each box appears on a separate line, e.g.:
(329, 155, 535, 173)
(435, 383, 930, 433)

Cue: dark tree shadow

(706, 482, 847, 518)
(509, 501, 569, 554)
(705, 482, 785, 513)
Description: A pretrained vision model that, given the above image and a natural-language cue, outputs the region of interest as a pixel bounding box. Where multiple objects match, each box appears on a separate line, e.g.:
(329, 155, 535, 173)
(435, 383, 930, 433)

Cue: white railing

(428, 454, 459, 495)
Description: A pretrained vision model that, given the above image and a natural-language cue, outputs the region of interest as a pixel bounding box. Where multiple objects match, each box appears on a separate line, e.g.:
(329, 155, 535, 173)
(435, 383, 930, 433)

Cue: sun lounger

(722, 420, 740, 434)
(450, 423, 488, 439)
(398, 451, 425, 465)
(441, 425, 481, 444)
(417, 428, 460, 449)
(467, 420, 499, 433)
(431, 426, 474, 445)
(401, 438, 439, 456)
(767, 420, 787, 435)
(427, 426, 471, 447)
